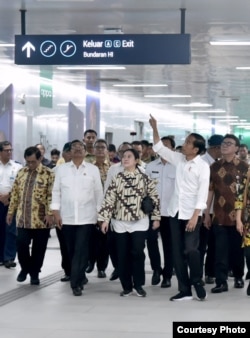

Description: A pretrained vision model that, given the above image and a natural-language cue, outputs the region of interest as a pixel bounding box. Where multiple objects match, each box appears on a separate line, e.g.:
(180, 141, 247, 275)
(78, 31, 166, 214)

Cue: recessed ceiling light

(173, 103, 212, 108)
(210, 41, 250, 46)
(208, 116, 238, 119)
(57, 66, 126, 70)
(113, 84, 168, 87)
(144, 94, 191, 98)
(189, 109, 226, 113)
(0, 43, 15, 47)
(236, 67, 250, 70)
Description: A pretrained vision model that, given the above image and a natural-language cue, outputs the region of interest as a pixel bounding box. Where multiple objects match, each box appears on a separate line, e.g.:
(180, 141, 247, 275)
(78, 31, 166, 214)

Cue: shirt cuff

(50, 203, 60, 210)
(152, 140, 163, 152)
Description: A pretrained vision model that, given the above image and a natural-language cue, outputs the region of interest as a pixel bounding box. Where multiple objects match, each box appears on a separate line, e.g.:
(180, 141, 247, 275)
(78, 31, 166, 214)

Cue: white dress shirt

(146, 158, 176, 217)
(51, 160, 103, 225)
(153, 141, 210, 219)
(0, 159, 22, 194)
(201, 151, 215, 213)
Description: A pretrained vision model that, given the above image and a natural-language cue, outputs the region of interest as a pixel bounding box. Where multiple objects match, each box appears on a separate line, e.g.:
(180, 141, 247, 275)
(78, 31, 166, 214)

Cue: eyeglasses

(221, 141, 236, 147)
(2, 149, 13, 152)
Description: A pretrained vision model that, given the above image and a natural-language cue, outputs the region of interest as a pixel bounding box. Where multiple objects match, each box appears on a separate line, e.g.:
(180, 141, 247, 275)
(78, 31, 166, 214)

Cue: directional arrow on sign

(22, 41, 36, 58)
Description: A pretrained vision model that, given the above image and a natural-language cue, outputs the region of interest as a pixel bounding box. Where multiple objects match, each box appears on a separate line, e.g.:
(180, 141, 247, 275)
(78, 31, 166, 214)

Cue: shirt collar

(24, 162, 43, 173)
(0, 159, 12, 166)
(69, 160, 86, 168)
(221, 156, 239, 165)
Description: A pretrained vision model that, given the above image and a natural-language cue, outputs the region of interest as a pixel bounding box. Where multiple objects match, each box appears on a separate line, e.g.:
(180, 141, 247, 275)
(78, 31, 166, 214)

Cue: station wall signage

(15, 34, 191, 65)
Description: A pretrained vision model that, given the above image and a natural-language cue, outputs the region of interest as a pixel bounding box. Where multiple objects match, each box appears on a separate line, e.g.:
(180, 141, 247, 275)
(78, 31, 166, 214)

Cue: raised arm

(149, 114, 160, 144)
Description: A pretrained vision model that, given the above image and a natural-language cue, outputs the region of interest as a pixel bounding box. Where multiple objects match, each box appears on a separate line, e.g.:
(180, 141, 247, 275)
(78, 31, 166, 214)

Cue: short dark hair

(62, 142, 71, 152)
(240, 143, 248, 149)
(84, 129, 97, 137)
(51, 148, 60, 156)
(0, 141, 11, 152)
(24, 146, 41, 159)
(141, 140, 150, 147)
(94, 139, 108, 147)
(108, 144, 116, 152)
(131, 140, 142, 146)
(190, 133, 206, 155)
(223, 134, 240, 147)
(122, 148, 140, 161)
(161, 136, 176, 149)
(71, 139, 86, 150)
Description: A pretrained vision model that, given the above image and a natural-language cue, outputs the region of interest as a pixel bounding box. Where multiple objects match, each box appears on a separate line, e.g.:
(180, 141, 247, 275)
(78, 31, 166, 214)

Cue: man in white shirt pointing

(149, 115, 210, 301)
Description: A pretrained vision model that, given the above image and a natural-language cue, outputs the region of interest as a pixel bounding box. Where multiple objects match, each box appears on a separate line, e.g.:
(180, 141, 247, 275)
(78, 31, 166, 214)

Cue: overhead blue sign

(15, 34, 191, 65)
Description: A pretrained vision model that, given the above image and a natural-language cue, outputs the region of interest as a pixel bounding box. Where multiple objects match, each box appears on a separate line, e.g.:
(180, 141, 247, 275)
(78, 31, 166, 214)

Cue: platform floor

(0, 229, 249, 338)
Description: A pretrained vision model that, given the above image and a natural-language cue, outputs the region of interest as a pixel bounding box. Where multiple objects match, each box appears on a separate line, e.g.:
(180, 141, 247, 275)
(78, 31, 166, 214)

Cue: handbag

(140, 171, 154, 214)
(141, 195, 154, 214)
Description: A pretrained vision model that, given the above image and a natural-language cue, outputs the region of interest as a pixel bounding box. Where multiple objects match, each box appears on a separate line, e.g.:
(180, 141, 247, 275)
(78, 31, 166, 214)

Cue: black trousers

(0, 202, 8, 262)
(115, 230, 146, 291)
(146, 220, 161, 272)
(107, 226, 118, 270)
(170, 214, 201, 294)
(245, 247, 250, 280)
(56, 227, 71, 276)
(213, 224, 244, 285)
(199, 222, 215, 278)
(160, 216, 173, 279)
(17, 228, 50, 277)
(62, 224, 92, 289)
(88, 225, 109, 271)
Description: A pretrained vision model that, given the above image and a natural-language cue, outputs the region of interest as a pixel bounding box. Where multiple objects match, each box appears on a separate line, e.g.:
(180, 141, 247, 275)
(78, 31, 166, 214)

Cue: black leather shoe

(30, 277, 40, 285)
(161, 278, 171, 288)
(97, 270, 106, 278)
(109, 269, 119, 281)
(86, 263, 95, 273)
(234, 278, 244, 289)
(17, 270, 28, 282)
(4, 260, 16, 269)
(30, 273, 40, 285)
(211, 283, 228, 293)
(205, 276, 214, 284)
(60, 275, 70, 282)
(72, 287, 82, 296)
(151, 270, 161, 285)
(82, 276, 88, 285)
(247, 282, 250, 296)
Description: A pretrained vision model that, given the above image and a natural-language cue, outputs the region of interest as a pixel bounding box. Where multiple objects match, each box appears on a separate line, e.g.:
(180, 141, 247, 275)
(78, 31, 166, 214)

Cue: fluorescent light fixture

(144, 94, 191, 98)
(229, 122, 250, 125)
(236, 67, 250, 70)
(210, 41, 250, 46)
(173, 103, 212, 108)
(57, 66, 126, 70)
(37, 0, 93, 2)
(113, 84, 168, 88)
(189, 109, 226, 113)
(217, 119, 239, 122)
(208, 116, 238, 119)
(0, 43, 15, 47)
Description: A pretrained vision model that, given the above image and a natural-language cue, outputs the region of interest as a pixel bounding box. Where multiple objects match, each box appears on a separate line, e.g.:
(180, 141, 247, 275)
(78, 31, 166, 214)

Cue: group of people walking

(1, 117, 250, 301)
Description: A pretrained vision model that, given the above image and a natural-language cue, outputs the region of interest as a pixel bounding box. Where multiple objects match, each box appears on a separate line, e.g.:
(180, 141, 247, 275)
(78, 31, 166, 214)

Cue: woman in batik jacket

(98, 148, 160, 298)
